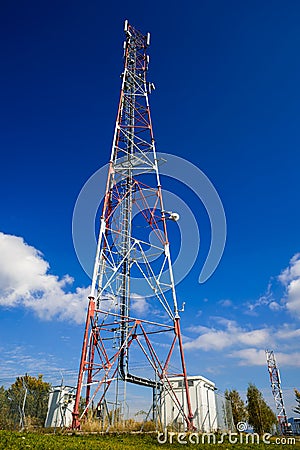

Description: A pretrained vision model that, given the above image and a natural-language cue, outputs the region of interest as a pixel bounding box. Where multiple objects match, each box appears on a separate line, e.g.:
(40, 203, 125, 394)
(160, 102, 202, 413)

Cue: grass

(80, 417, 157, 432)
(0, 431, 299, 450)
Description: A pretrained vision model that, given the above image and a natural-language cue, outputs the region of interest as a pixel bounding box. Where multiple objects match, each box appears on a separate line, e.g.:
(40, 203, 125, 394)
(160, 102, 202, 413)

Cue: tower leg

(72, 297, 95, 429)
(175, 317, 194, 430)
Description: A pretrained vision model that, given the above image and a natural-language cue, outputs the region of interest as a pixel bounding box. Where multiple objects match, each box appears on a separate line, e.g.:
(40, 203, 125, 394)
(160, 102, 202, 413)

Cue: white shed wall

(45, 385, 75, 428)
(161, 376, 217, 432)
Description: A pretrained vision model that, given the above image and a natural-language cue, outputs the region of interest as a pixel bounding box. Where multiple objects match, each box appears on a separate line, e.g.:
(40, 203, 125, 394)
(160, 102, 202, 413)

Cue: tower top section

(124, 19, 151, 48)
(107, 20, 156, 175)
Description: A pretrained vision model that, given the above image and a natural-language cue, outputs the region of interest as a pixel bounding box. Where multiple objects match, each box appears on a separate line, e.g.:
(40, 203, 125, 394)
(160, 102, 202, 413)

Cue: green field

(0, 432, 299, 450)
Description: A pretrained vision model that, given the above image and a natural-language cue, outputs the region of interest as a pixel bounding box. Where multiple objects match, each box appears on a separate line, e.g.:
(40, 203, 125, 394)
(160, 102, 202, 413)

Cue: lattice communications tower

(72, 21, 194, 431)
(265, 349, 289, 434)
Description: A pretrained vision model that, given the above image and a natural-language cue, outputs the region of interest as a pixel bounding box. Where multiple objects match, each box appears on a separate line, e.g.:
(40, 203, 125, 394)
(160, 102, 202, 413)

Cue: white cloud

(184, 254, 300, 368)
(218, 299, 232, 307)
(238, 329, 269, 346)
(244, 254, 300, 319)
(0, 232, 89, 323)
(268, 301, 283, 311)
(184, 327, 233, 351)
(229, 348, 266, 366)
(131, 293, 149, 315)
(184, 319, 272, 351)
(184, 313, 300, 366)
(279, 253, 300, 319)
(272, 351, 300, 367)
(0, 345, 79, 387)
(279, 253, 300, 285)
(285, 278, 300, 318)
(275, 325, 300, 340)
(229, 348, 300, 367)
(245, 281, 274, 313)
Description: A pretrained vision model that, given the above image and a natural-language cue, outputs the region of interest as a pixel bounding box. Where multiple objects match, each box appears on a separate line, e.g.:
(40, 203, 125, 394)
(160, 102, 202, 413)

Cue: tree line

(225, 384, 300, 434)
(0, 374, 50, 430)
(0, 374, 300, 432)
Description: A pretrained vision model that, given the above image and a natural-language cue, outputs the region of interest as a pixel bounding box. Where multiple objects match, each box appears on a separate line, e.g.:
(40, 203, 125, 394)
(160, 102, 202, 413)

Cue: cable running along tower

(72, 21, 194, 430)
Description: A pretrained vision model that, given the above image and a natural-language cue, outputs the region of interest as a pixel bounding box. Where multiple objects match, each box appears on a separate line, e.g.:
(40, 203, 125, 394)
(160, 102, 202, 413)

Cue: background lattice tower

(265, 349, 289, 434)
(72, 21, 194, 431)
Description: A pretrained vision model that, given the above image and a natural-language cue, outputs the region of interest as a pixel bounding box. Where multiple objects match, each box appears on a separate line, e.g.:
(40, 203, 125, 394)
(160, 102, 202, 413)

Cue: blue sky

(1, 0, 300, 417)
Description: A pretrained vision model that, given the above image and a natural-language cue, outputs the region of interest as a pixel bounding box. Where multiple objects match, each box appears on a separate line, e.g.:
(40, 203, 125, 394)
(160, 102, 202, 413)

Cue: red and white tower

(265, 349, 289, 435)
(72, 21, 194, 430)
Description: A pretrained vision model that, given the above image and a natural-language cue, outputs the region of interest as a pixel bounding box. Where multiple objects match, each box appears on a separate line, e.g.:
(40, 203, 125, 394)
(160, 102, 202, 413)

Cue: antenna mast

(72, 21, 194, 431)
(265, 349, 289, 435)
